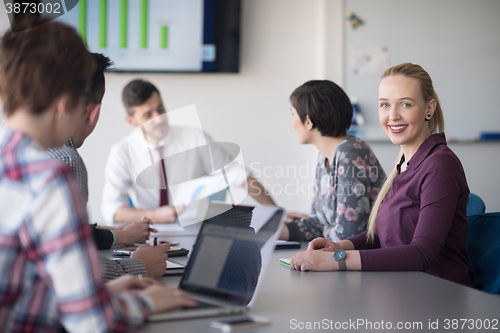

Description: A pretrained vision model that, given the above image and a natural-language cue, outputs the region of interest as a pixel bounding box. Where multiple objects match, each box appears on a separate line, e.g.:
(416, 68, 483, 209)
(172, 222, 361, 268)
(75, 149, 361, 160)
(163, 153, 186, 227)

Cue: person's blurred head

(123, 79, 168, 144)
(87, 53, 112, 105)
(290, 80, 352, 144)
(0, 17, 94, 146)
(73, 53, 113, 148)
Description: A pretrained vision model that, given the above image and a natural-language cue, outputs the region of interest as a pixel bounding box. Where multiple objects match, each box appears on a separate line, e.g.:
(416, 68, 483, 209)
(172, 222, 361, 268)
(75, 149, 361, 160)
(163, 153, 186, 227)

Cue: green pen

(279, 259, 291, 267)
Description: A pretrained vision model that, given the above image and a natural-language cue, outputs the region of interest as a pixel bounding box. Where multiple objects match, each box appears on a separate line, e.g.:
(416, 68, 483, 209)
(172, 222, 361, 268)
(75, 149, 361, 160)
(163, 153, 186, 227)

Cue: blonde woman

(290, 63, 473, 286)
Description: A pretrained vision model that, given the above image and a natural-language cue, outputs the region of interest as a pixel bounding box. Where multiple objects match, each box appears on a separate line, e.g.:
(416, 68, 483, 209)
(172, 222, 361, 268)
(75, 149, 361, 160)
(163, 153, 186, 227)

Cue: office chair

(466, 193, 485, 216)
(465, 212, 500, 294)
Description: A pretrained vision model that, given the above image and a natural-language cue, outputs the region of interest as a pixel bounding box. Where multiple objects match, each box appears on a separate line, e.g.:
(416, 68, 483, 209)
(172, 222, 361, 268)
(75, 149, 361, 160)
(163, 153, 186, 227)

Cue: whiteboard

(344, 0, 500, 141)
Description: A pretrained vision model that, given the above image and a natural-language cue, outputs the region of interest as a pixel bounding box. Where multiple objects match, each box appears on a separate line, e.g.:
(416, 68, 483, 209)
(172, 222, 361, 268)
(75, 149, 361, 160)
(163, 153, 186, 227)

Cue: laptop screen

(180, 203, 284, 306)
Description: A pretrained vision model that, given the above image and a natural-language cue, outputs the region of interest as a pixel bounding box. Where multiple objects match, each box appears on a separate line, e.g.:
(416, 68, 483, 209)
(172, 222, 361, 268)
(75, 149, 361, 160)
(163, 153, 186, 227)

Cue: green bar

(120, 0, 127, 48)
(160, 25, 168, 49)
(140, 0, 148, 49)
(79, 0, 87, 46)
(100, 0, 107, 48)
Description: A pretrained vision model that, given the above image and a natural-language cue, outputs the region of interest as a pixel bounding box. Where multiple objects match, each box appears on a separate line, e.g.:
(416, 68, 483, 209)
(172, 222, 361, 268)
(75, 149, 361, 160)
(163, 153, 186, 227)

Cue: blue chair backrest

(467, 193, 485, 216)
(465, 212, 500, 294)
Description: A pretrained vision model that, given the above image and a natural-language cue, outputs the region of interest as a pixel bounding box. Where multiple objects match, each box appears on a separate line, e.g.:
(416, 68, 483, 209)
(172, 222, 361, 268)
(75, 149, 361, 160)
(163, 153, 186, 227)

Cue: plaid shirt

(48, 139, 147, 281)
(47, 137, 88, 204)
(0, 127, 154, 332)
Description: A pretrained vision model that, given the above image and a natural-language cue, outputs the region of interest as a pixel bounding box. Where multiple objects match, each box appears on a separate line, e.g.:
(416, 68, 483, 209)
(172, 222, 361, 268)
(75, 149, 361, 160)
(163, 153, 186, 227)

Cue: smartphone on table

(210, 315, 271, 331)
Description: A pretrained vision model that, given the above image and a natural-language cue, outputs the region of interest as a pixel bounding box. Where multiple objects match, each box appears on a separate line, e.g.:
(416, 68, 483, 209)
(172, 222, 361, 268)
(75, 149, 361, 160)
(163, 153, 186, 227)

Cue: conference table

(108, 235, 500, 333)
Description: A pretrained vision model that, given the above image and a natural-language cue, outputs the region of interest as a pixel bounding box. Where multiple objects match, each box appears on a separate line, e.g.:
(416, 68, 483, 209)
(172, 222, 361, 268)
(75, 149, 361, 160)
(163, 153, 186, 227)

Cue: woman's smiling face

(378, 74, 436, 156)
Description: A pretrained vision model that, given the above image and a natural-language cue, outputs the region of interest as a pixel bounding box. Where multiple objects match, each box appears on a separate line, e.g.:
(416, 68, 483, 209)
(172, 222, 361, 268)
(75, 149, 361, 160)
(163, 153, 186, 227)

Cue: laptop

(148, 202, 285, 321)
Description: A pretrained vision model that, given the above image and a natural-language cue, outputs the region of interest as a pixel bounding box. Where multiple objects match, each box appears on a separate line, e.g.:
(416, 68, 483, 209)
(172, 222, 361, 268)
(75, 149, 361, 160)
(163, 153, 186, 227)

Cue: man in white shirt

(102, 79, 275, 225)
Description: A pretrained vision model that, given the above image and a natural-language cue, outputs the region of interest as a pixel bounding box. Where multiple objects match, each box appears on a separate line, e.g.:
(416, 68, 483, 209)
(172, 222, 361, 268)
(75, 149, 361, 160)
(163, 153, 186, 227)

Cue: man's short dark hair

(0, 17, 94, 116)
(88, 53, 113, 104)
(122, 79, 160, 115)
(290, 80, 353, 137)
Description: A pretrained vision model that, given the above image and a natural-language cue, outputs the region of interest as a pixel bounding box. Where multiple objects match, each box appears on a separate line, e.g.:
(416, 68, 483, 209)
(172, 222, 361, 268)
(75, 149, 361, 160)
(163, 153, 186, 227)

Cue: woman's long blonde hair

(366, 63, 445, 241)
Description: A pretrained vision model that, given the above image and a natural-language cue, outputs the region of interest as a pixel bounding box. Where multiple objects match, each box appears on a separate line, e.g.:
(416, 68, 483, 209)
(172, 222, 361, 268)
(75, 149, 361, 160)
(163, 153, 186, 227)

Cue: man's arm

(114, 205, 178, 224)
(111, 218, 157, 244)
(95, 218, 158, 247)
(245, 176, 276, 205)
(100, 256, 147, 282)
(103, 143, 180, 224)
(99, 243, 170, 281)
(34, 169, 154, 330)
(92, 225, 115, 249)
(102, 143, 136, 225)
(202, 134, 275, 206)
(247, 174, 323, 241)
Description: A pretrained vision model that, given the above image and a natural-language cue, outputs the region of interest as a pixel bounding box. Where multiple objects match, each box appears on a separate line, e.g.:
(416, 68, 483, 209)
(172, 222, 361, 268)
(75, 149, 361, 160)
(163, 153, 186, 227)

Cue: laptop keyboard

(178, 300, 219, 310)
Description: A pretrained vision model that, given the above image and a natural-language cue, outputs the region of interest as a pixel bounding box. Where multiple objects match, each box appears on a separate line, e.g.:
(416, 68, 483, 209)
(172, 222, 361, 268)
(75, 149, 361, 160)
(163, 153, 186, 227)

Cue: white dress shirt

(101, 126, 248, 225)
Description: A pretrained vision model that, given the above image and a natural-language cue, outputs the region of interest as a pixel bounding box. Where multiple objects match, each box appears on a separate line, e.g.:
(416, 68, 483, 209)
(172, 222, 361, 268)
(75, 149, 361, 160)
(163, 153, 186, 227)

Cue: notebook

(164, 260, 186, 276)
(148, 202, 285, 321)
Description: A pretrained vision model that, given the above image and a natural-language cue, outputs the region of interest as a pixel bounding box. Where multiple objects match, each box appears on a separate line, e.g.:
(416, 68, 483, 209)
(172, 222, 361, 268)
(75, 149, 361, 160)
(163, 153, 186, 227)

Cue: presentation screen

(47, 0, 241, 72)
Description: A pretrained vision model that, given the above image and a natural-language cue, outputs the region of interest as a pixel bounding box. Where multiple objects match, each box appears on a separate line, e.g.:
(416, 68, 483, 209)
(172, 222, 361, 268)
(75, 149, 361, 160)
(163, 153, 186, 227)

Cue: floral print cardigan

(286, 136, 386, 242)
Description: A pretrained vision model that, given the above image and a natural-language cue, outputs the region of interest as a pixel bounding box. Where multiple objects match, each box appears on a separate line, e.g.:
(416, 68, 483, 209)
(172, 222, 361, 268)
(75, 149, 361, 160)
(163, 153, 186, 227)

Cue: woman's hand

(307, 237, 341, 252)
(290, 250, 338, 271)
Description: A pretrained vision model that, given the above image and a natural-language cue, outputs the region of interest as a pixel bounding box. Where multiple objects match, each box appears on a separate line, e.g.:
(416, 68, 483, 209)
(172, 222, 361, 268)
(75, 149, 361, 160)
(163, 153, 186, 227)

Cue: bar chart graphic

(57, 0, 204, 71)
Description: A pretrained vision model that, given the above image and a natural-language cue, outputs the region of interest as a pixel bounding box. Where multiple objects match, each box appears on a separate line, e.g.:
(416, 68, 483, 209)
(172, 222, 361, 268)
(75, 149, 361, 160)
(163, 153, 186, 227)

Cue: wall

(0, 0, 499, 220)
(344, 0, 500, 211)
(76, 0, 332, 221)
(344, 0, 500, 141)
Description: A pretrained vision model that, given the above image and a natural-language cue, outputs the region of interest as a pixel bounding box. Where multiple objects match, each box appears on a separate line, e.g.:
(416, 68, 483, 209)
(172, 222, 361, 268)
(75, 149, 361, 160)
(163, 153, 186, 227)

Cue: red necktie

(157, 147, 169, 206)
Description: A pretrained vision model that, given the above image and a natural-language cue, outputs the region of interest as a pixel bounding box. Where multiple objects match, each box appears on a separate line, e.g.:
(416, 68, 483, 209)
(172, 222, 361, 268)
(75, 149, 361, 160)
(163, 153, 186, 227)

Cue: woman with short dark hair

(280, 80, 386, 242)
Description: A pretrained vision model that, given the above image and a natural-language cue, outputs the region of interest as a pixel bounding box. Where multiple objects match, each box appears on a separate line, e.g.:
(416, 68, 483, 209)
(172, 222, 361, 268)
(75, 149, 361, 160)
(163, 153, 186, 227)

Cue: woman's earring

(424, 114, 431, 122)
